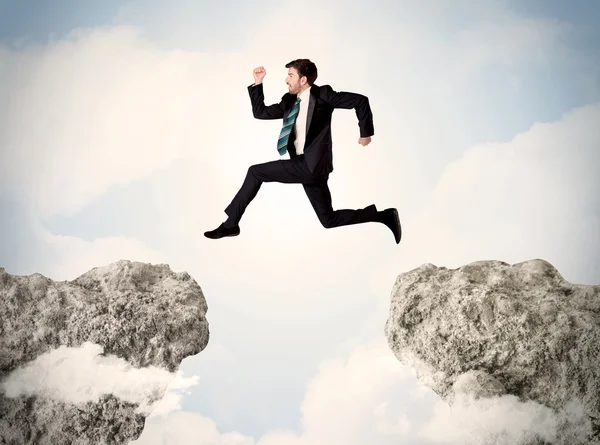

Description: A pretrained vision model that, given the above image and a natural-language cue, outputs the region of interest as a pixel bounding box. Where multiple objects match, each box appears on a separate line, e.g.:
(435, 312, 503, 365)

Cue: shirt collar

(298, 86, 311, 102)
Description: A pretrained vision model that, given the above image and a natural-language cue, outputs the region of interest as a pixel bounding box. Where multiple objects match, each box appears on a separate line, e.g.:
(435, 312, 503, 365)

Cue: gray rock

(0, 260, 209, 444)
(385, 259, 599, 445)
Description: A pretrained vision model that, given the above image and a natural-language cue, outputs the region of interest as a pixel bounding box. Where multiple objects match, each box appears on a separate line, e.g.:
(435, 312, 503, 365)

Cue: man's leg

(302, 176, 378, 228)
(204, 157, 312, 239)
(302, 176, 402, 243)
(224, 158, 311, 226)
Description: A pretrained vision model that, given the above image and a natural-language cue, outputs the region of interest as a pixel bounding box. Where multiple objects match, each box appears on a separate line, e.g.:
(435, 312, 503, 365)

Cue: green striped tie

(277, 97, 301, 155)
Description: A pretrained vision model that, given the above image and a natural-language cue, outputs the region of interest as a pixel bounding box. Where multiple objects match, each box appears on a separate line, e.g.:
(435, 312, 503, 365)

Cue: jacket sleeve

(320, 85, 374, 138)
(247, 83, 285, 120)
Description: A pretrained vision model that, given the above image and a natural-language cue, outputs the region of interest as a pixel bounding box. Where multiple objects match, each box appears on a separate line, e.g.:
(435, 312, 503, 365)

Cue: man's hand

(358, 137, 371, 146)
(253, 66, 266, 84)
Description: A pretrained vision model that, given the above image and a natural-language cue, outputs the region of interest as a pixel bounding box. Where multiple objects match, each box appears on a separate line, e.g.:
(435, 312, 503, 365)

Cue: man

(204, 59, 401, 244)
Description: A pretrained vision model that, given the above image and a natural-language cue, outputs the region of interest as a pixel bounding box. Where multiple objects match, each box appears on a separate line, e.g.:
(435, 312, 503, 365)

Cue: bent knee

(246, 164, 263, 180)
(248, 162, 275, 178)
(318, 214, 336, 229)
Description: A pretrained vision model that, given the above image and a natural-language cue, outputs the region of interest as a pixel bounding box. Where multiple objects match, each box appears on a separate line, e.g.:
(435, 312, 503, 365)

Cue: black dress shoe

(204, 223, 240, 239)
(377, 208, 402, 244)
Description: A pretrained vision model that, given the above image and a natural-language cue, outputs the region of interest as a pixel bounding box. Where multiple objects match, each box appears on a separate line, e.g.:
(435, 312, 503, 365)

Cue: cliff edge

(0, 260, 209, 444)
(385, 259, 599, 445)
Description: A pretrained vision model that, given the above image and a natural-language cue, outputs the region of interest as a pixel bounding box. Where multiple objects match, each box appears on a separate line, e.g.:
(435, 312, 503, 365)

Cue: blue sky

(1, 1, 599, 443)
(0, 0, 280, 51)
(0, 1, 121, 42)
(2, 0, 598, 51)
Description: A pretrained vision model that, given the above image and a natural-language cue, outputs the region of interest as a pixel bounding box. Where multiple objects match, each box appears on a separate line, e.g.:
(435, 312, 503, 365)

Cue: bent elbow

(252, 107, 263, 119)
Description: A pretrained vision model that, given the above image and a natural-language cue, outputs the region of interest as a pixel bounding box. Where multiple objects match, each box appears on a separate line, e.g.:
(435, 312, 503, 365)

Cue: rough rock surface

(385, 259, 599, 445)
(0, 260, 209, 445)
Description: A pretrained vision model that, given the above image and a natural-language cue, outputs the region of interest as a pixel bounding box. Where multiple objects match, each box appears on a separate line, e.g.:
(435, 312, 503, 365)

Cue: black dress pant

(224, 155, 377, 228)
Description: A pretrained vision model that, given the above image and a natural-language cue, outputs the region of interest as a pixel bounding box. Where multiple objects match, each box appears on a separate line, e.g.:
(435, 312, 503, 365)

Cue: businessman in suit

(204, 59, 401, 244)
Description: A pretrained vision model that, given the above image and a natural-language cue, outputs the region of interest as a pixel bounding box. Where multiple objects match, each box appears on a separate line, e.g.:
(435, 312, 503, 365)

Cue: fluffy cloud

(132, 339, 465, 445)
(421, 393, 593, 444)
(372, 102, 600, 288)
(0, 195, 164, 279)
(0, 26, 260, 220)
(132, 411, 255, 445)
(296, 339, 422, 444)
(134, 336, 594, 445)
(0, 334, 564, 445)
(39, 231, 164, 280)
(1, 342, 200, 415)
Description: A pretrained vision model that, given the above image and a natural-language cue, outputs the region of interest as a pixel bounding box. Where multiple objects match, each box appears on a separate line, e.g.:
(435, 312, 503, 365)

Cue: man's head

(285, 59, 318, 95)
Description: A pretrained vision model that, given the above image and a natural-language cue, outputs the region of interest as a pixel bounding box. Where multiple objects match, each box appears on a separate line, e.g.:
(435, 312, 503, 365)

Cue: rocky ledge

(385, 259, 599, 445)
(0, 260, 209, 445)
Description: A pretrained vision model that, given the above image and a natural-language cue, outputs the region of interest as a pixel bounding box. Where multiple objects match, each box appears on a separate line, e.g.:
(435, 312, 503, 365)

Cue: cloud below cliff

(420, 393, 593, 445)
(0, 342, 200, 414)
(133, 339, 449, 445)
(135, 322, 595, 445)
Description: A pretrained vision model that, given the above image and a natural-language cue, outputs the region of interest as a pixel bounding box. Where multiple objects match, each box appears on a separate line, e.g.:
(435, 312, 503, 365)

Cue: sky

(0, 0, 599, 443)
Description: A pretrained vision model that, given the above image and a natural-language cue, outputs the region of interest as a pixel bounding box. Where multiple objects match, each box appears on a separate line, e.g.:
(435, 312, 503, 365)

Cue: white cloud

(0, 26, 261, 220)
(132, 337, 594, 445)
(146, 370, 202, 417)
(131, 411, 256, 445)
(1, 341, 199, 415)
(439, 14, 574, 79)
(38, 226, 164, 281)
(132, 338, 459, 445)
(420, 393, 595, 445)
(372, 103, 600, 287)
(297, 339, 417, 444)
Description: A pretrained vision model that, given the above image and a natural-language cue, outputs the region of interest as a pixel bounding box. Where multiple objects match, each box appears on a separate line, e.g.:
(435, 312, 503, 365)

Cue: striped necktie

(277, 97, 301, 155)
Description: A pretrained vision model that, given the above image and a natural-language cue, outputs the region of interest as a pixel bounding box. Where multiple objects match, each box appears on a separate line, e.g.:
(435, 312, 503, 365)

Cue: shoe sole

(204, 231, 240, 239)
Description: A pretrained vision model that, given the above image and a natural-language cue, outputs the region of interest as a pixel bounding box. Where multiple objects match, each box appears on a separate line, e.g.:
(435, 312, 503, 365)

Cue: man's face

(285, 67, 305, 95)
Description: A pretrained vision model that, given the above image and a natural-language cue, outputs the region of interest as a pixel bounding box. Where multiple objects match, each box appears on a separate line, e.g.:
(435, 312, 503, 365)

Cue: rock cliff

(385, 259, 599, 445)
(0, 260, 209, 445)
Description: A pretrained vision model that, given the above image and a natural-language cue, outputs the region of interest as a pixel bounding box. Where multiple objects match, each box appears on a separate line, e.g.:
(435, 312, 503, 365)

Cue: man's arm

(247, 83, 285, 120)
(320, 85, 374, 138)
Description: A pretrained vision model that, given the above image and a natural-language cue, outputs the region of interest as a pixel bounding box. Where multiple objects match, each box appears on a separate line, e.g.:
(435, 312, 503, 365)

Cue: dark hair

(285, 59, 318, 85)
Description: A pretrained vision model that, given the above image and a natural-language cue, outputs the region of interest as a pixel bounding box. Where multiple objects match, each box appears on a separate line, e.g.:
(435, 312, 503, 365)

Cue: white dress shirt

(293, 86, 311, 155)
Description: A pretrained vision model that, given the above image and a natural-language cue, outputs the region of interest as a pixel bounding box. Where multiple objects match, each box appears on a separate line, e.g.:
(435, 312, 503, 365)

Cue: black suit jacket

(247, 83, 374, 176)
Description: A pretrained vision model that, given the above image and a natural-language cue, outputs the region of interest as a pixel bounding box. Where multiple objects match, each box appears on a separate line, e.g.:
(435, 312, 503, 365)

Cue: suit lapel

(306, 85, 319, 134)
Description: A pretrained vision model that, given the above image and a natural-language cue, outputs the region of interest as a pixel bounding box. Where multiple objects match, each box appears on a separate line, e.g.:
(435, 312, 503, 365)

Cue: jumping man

(204, 59, 401, 244)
